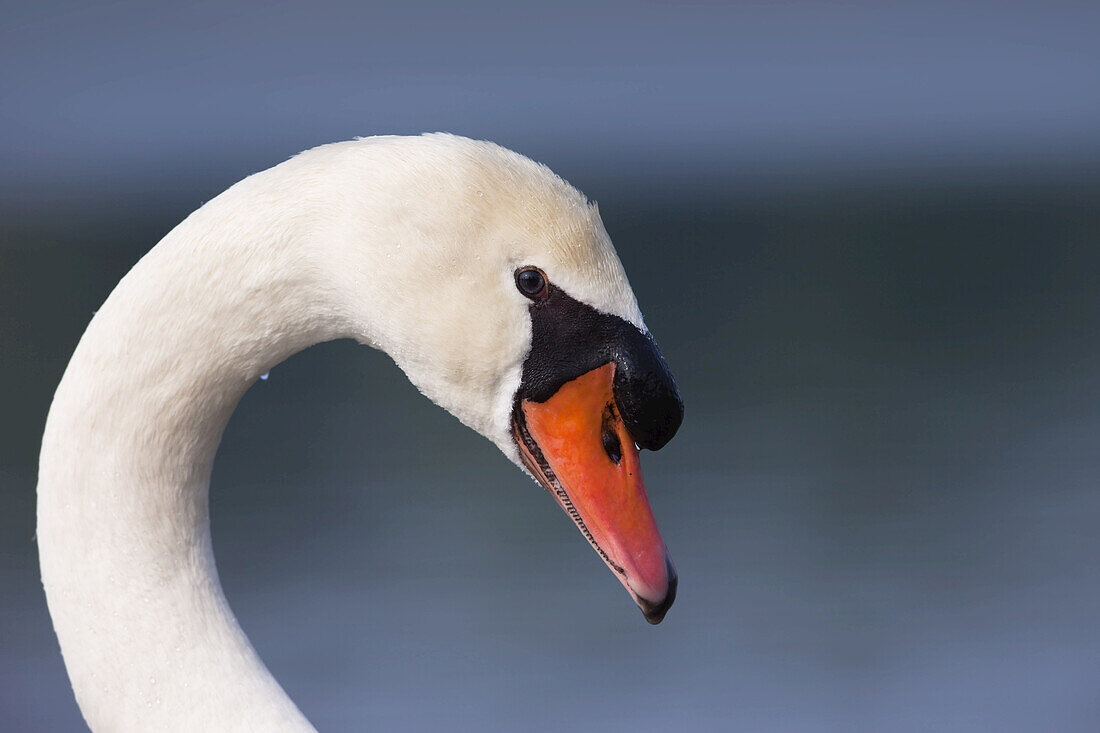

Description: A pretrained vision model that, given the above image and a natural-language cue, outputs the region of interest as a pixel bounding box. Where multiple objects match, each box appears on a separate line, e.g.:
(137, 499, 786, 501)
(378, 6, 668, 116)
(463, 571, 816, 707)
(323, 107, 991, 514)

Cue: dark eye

(514, 267, 548, 300)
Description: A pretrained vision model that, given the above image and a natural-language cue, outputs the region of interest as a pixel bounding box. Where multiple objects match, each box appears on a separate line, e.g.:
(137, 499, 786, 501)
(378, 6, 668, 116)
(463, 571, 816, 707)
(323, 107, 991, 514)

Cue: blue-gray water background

(2, 2, 1099, 730)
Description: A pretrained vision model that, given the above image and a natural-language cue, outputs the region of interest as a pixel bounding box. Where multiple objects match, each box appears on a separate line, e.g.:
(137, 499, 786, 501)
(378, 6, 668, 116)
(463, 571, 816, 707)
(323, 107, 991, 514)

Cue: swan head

(319, 134, 683, 622)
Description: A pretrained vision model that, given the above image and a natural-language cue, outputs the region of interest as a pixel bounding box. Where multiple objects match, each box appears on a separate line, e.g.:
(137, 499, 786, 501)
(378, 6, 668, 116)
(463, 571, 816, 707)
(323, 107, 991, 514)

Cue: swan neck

(36, 184, 343, 731)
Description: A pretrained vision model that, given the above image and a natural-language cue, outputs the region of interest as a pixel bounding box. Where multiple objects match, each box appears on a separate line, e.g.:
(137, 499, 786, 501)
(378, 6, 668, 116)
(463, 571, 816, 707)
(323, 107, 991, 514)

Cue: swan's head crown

(304, 134, 647, 449)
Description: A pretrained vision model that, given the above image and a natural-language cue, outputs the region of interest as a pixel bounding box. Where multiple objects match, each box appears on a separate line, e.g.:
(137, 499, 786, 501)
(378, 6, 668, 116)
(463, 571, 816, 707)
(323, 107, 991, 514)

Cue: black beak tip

(638, 560, 678, 625)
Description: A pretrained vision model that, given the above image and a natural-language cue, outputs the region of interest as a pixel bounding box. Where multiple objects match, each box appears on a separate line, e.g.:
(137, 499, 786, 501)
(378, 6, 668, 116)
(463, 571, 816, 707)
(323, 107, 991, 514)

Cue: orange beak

(512, 363, 677, 623)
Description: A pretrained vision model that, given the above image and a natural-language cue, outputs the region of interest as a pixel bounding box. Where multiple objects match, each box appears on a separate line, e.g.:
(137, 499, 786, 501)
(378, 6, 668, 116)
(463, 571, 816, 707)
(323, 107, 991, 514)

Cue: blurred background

(2, 1, 1099, 730)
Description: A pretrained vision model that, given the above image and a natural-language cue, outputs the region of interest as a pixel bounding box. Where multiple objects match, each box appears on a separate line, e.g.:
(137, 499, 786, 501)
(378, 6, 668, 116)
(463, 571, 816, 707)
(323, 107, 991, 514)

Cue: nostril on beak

(601, 426, 622, 464)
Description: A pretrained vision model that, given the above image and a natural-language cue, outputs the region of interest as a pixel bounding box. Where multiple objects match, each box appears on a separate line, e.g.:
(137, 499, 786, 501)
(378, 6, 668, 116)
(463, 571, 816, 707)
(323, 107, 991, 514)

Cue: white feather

(37, 134, 645, 731)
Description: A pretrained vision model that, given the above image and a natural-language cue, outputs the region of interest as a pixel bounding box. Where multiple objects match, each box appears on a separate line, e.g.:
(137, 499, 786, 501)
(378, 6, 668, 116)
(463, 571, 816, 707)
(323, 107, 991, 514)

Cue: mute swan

(37, 134, 683, 731)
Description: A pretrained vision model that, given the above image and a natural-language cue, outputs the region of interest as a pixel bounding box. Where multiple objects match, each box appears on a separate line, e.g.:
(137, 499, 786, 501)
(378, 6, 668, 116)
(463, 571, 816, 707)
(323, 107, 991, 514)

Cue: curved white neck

(37, 167, 354, 731)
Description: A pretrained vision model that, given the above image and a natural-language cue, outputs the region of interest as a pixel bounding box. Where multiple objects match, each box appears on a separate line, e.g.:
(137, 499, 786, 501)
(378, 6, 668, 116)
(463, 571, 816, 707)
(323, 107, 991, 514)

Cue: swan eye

(515, 267, 549, 300)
